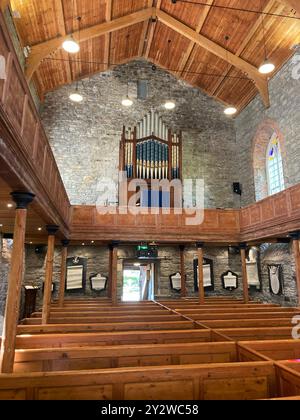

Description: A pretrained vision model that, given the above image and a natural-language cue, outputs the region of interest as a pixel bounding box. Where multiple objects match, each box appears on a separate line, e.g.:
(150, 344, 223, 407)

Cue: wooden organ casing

(119, 111, 183, 208)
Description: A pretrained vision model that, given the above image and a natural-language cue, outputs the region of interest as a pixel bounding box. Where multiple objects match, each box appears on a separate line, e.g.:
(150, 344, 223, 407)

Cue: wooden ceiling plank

(278, 0, 300, 16)
(25, 6, 156, 82)
(145, 0, 161, 58)
(0, 0, 9, 12)
(139, 0, 153, 57)
(104, 0, 113, 70)
(54, 0, 72, 84)
(212, 0, 278, 98)
(156, 8, 270, 107)
(179, 0, 214, 77)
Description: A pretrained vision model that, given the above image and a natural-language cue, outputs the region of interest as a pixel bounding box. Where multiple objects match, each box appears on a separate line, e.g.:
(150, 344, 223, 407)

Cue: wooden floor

(0, 297, 300, 400)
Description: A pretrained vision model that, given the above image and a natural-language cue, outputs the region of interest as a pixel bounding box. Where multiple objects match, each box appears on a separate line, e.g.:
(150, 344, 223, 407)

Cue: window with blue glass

(266, 134, 285, 196)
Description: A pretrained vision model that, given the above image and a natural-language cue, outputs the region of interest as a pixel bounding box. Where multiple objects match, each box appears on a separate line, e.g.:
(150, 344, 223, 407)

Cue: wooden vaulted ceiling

(6, 0, 300, 111)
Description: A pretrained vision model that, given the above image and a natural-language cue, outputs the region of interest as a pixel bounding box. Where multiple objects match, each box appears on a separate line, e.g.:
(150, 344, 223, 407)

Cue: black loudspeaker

(233, 182, 242, 196)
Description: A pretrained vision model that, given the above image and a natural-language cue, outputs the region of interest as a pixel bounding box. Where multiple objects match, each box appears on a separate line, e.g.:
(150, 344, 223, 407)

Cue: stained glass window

(266, 134, 285, 196)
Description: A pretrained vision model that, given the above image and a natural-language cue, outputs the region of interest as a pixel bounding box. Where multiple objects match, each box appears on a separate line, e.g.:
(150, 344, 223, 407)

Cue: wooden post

(58, 239, 69, 308)
(240, 243, 249, 304)
(197, 242, 205, 305)
(180, 245, 186, 297)
(42, 225, 59, 324)
(111, 242, 119, 306)
(290, 232, 300, 306)
(0, 192, 35, 374)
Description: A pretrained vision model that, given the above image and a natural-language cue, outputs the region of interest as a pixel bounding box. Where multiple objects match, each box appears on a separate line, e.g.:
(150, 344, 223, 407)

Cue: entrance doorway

(122, 261, 156, 302)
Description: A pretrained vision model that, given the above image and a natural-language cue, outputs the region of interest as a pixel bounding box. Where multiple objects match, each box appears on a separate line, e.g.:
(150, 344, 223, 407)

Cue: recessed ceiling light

(82, 243, 85, 246)
(122, 96, 133, 107)
(224, 107, 237, 116)
(7, 203, 13, 208)
(258, 60, 275, 74)
(62, 38, 80, 54)
(91, 241, 95, 244)
(69, 92, 83, 103)
(38, 227, 42, 231)
(0, 224, 3, 227)
(164, 101, 176, 110)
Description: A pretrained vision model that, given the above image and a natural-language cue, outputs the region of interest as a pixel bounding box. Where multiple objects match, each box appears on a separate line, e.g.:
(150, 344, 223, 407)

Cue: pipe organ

(120, 110, 182, 181)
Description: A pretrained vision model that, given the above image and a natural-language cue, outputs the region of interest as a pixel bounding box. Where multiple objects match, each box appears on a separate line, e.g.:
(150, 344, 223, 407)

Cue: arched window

(266, 133, 285, 196)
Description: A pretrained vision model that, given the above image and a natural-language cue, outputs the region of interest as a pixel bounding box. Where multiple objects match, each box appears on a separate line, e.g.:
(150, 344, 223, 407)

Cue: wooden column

(197, 242, 205, 305)
(0, 191, 35, 373)
(240, 243, 249, 304)
(291, 232, 300, 306)
(58, 239, 69, 308)
(111, 242, 119, 306)
(180, 245, 186, 297)
(42, 225, 59, 324)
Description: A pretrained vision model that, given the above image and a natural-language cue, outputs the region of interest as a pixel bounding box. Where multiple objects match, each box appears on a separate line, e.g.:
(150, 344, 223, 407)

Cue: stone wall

(0, 236, 12, 333)
(250, 243, 299, 307)
(235, 53, 300, 207)
(25, 244, 246, 305)
(41, 59, 239, 209)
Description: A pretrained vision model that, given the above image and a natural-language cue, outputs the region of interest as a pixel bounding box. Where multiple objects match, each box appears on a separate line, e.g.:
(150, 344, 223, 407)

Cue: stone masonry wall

(25, 244, 245, 305)
(235, 53, 300, 207)
(235, 54, 300, 306)
(41, 59, 240, 209)
(0, 237, 12, 333)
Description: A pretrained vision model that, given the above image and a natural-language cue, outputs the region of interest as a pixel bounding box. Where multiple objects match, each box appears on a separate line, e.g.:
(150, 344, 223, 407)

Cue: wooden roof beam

(145, 0, 162, 58)
(104, 0, 112, 70)
(156, 9, 270, 108)
(25, 7, 156, 82)
(178, 0, 214, 77)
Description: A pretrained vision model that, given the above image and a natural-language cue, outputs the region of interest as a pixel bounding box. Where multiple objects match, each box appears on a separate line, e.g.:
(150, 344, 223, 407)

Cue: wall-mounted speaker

(233, 182, 242, 196)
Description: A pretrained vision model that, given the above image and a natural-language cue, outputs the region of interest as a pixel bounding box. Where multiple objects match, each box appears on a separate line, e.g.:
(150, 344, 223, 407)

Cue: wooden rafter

(54, 0, 72, 84)
(156, 9, 270, 107)
(144, 0, 161, 58)
(212, 0, 279, 98)
(178, 0, 214, 77)
(138, 0, 153, 57)
(104, 0, 112, 70)
(25, 7, 156, 82)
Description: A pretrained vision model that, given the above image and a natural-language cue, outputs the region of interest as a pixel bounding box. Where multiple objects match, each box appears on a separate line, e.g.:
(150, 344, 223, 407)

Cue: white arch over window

(266, 133, 285, 196)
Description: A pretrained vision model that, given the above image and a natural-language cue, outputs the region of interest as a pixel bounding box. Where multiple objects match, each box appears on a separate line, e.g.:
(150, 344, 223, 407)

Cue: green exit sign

(137, 245, 149, 251)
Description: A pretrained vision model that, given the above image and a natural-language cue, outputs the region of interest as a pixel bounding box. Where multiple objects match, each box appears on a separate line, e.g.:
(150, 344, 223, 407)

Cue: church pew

(0, 362, 277, 400)
(22, 314, 184, 325)
(39, 307, 297, 318)
(13, 342, 238, 373)
(196, 318, 294, 329)
(274, 364, 300, 398)
(216, 327, 294, 341)
(24, 311, 298, 326)
(240, 340, 300, 361)
(16, 320, 197, 335)
(7, 329, 213, 349)
(186, 312, 297, 321)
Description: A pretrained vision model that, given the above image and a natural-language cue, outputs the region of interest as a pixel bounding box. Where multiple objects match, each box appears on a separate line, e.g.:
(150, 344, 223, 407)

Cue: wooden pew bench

(22, 314, 184, 325)
(197, 318, 294, 329)
(0, 362, 277, 400)
(9, 329, 214, 349)
(13, 342, 238, 373)
(216, 327, 295, 341)
(240, 340, 300, 361)
(16, 320, 198, 335)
